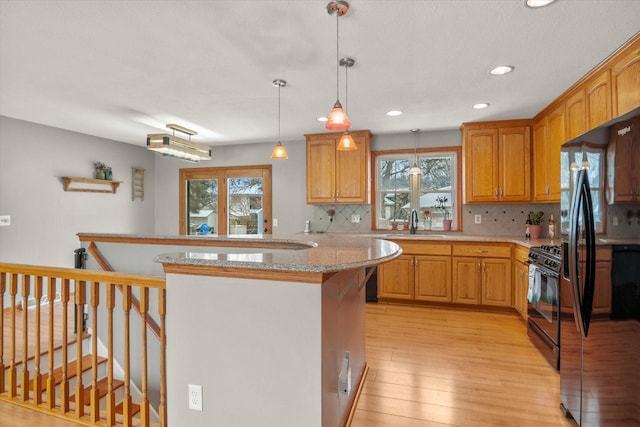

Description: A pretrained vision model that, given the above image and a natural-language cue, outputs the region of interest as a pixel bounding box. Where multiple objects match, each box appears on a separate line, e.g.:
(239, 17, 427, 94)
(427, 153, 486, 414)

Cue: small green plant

(434, 196, 450, 219)
(529, 211, 545, 225)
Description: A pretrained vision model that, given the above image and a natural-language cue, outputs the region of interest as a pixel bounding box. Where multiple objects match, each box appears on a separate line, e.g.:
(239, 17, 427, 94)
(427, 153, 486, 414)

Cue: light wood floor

(352, 304, 574, 426)
(2, 303, 573, 426)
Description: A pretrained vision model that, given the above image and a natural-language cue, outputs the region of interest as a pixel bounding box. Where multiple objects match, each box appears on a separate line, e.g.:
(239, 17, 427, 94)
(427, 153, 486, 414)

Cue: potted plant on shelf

(93, 162, 112, 180)
(422, 208, 433, 230)
(529, 211, 544, 239)
(434, 196, 452, 230)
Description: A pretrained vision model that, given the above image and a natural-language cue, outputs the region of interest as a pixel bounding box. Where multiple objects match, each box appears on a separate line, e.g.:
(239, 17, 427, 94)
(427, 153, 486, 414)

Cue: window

(560, 146, 605, 234)
(179, 166, 272, 235)
(373, 148, 461, 230)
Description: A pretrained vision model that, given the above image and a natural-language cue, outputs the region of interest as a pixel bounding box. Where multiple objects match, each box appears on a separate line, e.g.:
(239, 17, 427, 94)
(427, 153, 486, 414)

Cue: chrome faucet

(410, 209, 419, 234)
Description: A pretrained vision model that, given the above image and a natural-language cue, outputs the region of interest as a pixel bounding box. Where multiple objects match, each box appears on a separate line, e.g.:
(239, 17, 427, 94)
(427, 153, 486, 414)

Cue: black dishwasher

(611, 245, 640, 320)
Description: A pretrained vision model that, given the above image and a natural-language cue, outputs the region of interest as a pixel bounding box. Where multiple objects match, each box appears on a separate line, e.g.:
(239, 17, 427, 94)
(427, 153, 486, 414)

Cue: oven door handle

(525, 261, 559, 278)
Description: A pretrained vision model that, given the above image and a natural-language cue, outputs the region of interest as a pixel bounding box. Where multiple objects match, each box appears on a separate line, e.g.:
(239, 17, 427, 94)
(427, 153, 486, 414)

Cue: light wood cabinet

(606, 115, 640, 203)
(452, 244, 512, 307)
(378, 242, 452, 303)
(462, 121, 531, 203)
(611, 39, 640, 117)
(585, 69, 612, 129)
(305, 130, 371, 204)
(533, 104, 564, 202)
(566, 88, 586, 140)
(513, 245, 530, 321)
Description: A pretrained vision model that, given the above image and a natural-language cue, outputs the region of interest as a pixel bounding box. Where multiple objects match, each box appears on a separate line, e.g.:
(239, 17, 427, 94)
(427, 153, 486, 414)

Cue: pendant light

(325, 1, 352, 131)
(271, 79, 288, 159)
(409, 128, 422, 175)
(337, 57, 357, 151)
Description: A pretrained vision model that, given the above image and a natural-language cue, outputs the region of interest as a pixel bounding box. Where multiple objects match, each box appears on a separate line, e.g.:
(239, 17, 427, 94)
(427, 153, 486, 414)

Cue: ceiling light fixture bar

(146, 124, 211, 162)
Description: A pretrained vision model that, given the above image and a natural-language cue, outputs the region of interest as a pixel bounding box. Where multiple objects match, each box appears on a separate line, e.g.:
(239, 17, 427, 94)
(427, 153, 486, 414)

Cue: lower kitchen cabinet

(378, 242, 452, 302)
(513, 245, 530, 321)
(561, 246, 612, 315)
(452, 244, 512, 307)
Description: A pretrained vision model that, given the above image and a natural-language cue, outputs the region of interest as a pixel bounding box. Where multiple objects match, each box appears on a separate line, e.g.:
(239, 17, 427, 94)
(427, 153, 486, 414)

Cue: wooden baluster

(32, 276, 43, 405)
(0, 272, 5, 394)
(158, 288, 167, 427)
(59, 279, 70, 413)
(106, 283, 116, 427)
(139, 287, 150, 427)
(8, 273, 18, 398)
(46, 277, 57, 409)
(89, 281, 100, 423)
(122, 286, 132, 427)
(74, 280, 86, 418)
(20, 274, 31, 401)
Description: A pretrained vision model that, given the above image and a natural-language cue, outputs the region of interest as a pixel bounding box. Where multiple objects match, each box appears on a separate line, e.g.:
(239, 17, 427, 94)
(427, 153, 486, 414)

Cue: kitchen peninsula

(77, 232, 401, 427)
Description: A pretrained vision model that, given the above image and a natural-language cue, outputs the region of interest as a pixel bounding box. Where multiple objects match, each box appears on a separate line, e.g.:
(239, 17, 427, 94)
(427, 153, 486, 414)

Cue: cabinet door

(452, 257, 480, 304)
(514, 261, 529, 320)
(607, 117, 638, 203)
(532, 118, 550, 201)
(578, 261, 612, 315)
(611, 42, 640, 117)
(586, 69, 612, 129)
(378, 255, 414, 300)
(414, 255, 452, 302)
(566, 89, 586, 140)
(464, 128, 499, 203)
(546, 105, 565, 202)
(498, 126, 531, 202)
(306, 137, 336, 203)
(335, 132, 370, 203)
(481, 258, 512, 307)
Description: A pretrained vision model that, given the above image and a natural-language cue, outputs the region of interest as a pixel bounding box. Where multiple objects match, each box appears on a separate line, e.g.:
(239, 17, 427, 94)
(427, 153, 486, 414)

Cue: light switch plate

(0, 215, 10, 226)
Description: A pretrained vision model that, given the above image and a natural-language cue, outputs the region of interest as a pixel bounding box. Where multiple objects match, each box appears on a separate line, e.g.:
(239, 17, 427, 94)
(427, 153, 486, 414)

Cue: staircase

(0, 263, 167, 427)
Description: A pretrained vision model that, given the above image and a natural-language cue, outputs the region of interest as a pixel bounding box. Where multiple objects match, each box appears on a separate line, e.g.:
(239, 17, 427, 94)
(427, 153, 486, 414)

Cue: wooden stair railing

(0, 263, 166, 427)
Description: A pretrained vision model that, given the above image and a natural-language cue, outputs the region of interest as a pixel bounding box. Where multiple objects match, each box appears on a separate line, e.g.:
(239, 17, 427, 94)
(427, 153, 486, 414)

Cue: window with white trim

(374, 149, 460, 230)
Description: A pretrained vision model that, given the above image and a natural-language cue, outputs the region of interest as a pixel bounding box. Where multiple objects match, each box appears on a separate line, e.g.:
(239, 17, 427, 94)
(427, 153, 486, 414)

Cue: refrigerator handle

(581, 172, 596, 336)
(568, 169, 586, 337)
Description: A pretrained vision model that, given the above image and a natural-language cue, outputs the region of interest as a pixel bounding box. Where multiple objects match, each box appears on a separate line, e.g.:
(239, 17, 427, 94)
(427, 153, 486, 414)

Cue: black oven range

(527, 245, 561, 370)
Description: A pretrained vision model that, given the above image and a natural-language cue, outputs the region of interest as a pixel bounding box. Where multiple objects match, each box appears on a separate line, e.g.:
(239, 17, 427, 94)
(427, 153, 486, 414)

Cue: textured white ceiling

(1, 0, 639, 148)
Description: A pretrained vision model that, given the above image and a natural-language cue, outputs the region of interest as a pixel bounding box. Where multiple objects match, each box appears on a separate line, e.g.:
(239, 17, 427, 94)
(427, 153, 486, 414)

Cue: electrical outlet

(350, 214, 361, 224)
(273, 218, 278, 227)
(188, 384, 203, 411)
(612, 215, 619, 226)
(474, 214, 482, 224)
(0, 215, 10, 226)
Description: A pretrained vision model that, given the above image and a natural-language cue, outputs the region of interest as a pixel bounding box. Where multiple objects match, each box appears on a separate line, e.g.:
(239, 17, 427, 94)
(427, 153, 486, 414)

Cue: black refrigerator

(560, 162, 640, 424)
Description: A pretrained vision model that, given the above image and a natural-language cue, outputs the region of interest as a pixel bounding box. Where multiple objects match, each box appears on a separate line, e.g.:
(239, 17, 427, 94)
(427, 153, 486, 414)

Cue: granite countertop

(146, 233, 402, 273)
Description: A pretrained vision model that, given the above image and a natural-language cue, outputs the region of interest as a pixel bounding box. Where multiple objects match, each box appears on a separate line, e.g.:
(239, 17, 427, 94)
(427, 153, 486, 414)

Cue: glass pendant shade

(325, 101, 351, 131)
(409, 163, 422, 175)
(337, 131, 357, 151)
(271, 142, 288, 159)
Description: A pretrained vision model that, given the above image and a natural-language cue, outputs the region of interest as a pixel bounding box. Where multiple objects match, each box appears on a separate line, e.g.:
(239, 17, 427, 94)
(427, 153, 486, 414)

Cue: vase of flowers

(93, 162, 111, 180)
(433, 196, 452, 230)
(422, 208, 433, 230)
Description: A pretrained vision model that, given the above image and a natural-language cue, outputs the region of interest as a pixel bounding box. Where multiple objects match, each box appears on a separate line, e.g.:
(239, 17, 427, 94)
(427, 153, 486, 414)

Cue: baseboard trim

(345, 363, 369, 427)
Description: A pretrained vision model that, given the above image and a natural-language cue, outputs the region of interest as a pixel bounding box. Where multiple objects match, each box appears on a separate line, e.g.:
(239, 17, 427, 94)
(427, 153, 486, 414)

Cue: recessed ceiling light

(386, 110, 403, 117)
(489, 65, 515, 76)
(525, 0, 556, 8)
(316, 116, 328, 122)
(473, 103, 490, 109)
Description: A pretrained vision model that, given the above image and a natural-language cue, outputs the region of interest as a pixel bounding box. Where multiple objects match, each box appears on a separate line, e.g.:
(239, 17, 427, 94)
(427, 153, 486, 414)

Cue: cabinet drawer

(514, 245, 529, 264)
(391, 241, 452, 256)
(452, 244, 510, 258)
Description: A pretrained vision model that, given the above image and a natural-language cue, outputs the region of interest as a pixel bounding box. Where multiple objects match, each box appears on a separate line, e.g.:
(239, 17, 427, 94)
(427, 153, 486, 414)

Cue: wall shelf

(62, 176, 122, 194)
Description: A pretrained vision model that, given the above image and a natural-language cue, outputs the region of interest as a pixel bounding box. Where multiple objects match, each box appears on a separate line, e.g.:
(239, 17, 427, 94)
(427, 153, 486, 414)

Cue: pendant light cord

(336, 11, 340, 102)
(278, 83, 281, 142)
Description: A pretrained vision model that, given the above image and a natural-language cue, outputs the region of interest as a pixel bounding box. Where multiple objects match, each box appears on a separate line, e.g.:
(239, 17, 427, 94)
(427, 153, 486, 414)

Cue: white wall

(0, 116, 156, 267)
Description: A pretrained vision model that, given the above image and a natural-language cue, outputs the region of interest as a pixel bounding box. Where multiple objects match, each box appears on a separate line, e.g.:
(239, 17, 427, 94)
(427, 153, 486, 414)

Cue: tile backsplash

(309, 202, 640, 239)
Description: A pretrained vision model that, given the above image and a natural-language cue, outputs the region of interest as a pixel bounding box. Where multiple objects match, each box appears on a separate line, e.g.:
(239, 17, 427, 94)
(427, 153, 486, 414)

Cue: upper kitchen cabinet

(533, 104, 564, 202)
(606, 115, 640, 203)
(306, 130, 372, 204)
(585, 69, 612, 130)
(611, 37, 640, 118)
(462, 120, 531, 203)
(566, 88, 587, 141)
